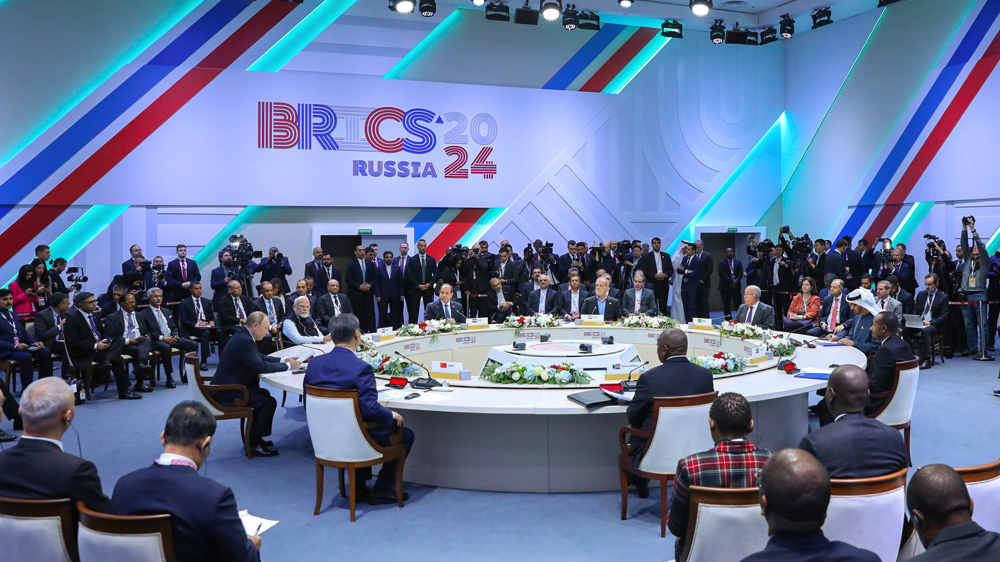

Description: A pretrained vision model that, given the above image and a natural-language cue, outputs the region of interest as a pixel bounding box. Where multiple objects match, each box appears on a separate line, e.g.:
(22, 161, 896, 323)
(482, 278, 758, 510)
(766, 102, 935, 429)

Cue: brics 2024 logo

(257, 103, 497, 180)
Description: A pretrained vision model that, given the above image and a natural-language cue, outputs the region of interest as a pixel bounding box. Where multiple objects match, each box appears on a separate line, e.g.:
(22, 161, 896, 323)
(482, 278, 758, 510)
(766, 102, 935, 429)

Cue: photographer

(639, 237, 674, 317)
(465, 242, 493, 319)
(122, 244, 145, 275)
(48, 258, 69, 294)
(256, 247, 292, 294)
(612, 240, 636, 291)
(438, 246, 469, 310)
(878, 248, 913, 290)
(959, 216, 990, 356)
(144, 256, 168, 294)
(758, 239, 795, 330)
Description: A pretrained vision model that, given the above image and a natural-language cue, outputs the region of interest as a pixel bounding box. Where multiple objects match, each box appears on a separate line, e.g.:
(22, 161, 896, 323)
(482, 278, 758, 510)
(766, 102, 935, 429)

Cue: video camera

(877, 238, 894, 263)
(614, 239, 640, 263)
(962, 215, 976, 226)
(443, 244, 469, 267)
(227, 234, 262, 267)
(65, 266, 87, 292)
(924, 234, 943, 261)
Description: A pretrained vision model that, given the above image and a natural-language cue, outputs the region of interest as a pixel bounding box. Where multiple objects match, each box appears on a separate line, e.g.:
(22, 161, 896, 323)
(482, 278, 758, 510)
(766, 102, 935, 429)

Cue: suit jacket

(559, 289, 590, 317)
(32, 305, 64, 349)
(122, 258, 141, 275)
(306, 262, 342, 297)
(165, 258, 201, 300)
(0, 309, 37, 361)
(627, 356, 714, 431)
(580, 295, 623, 321)
(393, 255, 412, 292)
(178, 297, 217, 334)
(824, 250, 848, 280)
(137, 306, 179, 340)
(696, 251, 713, 288)
(639, 251, 674, 286)
(255, 257, 292, 293)
(527, 288, 560, 315)
(717, 257, 744, 287)
(63, 308, 105, 368)
(486, 286, 515, 322)
(818, 293, 853, 328)
(104, 309, 143, 345)
(375, 262, 403, 301)
(210, 265, 237, 306)
(845, 250, 865, 290)
(841, 311, 878, 356)
(891, 288, 913, 314)
(424, 300, 466, 322)
(284, 292, 315, 314)
(740, 531, 881, 562)
(798, 413, 907, 479)
(493, 259, 524, 288)
(111, 463, 258, 562)
(406, 253, 438, 293)
(678, 253, 705, 289)
(876, 296, 903, 324)
(0, 439, 110, 522)
(345, 258, 377, 299)
(908, 521, 1000, 562)
(48, 270, 68, 294)
(251, 296, 285, 326)
(621, 287, 658, 316)
(912, 290, 949, 329)
(217, 294, 254, 329)
(736, 302, 775, 329)
(212, 327, 286, 404)
(879, 261, 912, 286)
(96, 292, 119, 320)
(866, 334, 915, 413)
(313, 293, 352, 327)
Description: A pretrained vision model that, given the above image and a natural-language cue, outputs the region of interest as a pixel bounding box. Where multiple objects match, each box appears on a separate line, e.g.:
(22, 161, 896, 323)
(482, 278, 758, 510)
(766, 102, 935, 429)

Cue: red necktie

(830, 299, 839, 326)
(181, 260, 188, 282)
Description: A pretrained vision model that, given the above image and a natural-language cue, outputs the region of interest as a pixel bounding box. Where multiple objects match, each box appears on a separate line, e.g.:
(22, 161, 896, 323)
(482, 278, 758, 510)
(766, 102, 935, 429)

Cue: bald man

(907, 464, 1000, 561)
(799, 365, 907, 478)
(739, 449, 880, 562)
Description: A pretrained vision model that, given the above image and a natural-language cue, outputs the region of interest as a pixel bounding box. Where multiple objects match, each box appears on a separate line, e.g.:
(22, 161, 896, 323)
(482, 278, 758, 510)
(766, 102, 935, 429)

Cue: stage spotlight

(420, 0, 436, 17)
(562, 4, 579, 29)
(578, 10, 600, 30)
(710, 19, 725, 44)
(619, 0, 632, 7)
(389, 0, 415, 13)
(660, 19, 682, 39)
(541, 0, 561, 21)
(485, 0, 510, 20)
(811, 7, 832, 29)
(725, 21, 747, 44)
(515, 0, 539, 24)
(878, 0, 905, 6)
(689, 0, 712, 17)
(779, 14, 795, 39)
(760, 26, 778, 45)
(745, 29, 759, 45)
(473, 0, 485, 5)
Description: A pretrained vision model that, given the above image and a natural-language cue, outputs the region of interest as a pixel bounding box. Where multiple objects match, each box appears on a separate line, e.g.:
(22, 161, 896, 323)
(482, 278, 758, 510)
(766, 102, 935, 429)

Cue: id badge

(969, 278, 977, 289)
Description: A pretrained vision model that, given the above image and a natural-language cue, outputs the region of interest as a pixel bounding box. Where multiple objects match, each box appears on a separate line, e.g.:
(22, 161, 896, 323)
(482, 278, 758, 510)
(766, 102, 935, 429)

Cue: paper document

(378, 389, 411, 400)
(239, 511, 278, 535)
(816, 341, 840, 347)
(799, 368, 833, 375)
(601, 389, 635, 402)
(411, 393, 451, 403)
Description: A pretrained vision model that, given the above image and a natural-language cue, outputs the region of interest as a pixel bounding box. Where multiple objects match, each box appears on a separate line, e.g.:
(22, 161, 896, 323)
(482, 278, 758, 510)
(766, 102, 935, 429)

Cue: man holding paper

(112, 401, 263, 562)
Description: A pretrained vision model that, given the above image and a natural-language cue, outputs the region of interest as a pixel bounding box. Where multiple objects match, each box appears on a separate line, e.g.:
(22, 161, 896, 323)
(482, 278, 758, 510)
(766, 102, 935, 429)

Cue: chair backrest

(870, 358, 919, 425)
(304, 385, 384, 463)
(0, 496, 75, 562)
(77, 502, 174, 562)
(185, 353, 222, 416)
(958, 457, 1000, 533)
(683, 487, 768, 562)
(825, 468, 908, 562)
(638, 391, 718, 475)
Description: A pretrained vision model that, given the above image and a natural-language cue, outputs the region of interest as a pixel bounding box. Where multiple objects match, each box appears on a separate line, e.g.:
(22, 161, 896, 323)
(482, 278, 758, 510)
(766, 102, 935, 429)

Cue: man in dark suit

(907, 464, 1000, 561)
(866, 312, 915, 415)
(554, 240, 577, 285)
(394, 243, 412, 324)
(467, 244, 494, 320)
(104, 292, 154, 393)
(885, 274, 913, 315)
(307, 252, 341, 298)
(284, 279, 316, 313)
(739, 449, 881, 562)
(0, 378, 110, 523)
(62, 292, 140, 400)
(717, 247, 744, 321)
(493, 246, 523, 293)
(255, 246, 292, 294)
(581, 278, 623, 321)
(694, 240, 713, 318)
(677, 242, 702, 322)
(845, 245, 866, 291)
(406, 239, 437, 323)
(621, 272, 658, 316)
(0, 288, 53, 390)
(314, 278, 353, 327)
(486, 278, 515, 323)
(639, 237, 673, 318)
(559, 275, 590, 320)
(824, 239, 848, 281)
(808, 279, 852, 336)
(209, 251, 239, 306)
(97, 284, 124, 320)
(111, 401, 262, 562)
(906, 273, 950, 369)
(212, 312, 300, 457)
(376, 250, 404, 329)
(165, 244, 201, 302)
(303, 246, 325, 293)
(519, 266, 543, 315)
(527, 274, 560, 316)
(346, 245, 378, 332)
(424, 284, 466, 322)
(178, 283, 222, 371)
(217, 280, 254, 347)
(250, 281, 284, 353)
(735, 286, 775, 329)
(138, 287, 198, 388)
(625, 328, 714, 496)
(304, 313, 414, 505)
(33, 291, 69, 350)
(122, 244, 144, 275)
(800, 364, 908, 477)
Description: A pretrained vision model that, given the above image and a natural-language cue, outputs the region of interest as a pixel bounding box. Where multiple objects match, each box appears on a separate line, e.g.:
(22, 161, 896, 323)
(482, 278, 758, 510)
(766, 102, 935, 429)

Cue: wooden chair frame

(830, 467, 908, 495)
(956, 456, 1000, 483)
(0, 495, 77, 562)
(186, 352, 254, 460)
(305, 385, 407, 522)
(618, 390, 719, 538)
(867, 358, 919, 466)
(77, 502, 175, 562)
(681, 486, 760, 561)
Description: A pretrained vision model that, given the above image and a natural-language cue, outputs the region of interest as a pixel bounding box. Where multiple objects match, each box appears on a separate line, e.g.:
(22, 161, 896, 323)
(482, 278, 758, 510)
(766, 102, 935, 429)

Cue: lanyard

(2, 312, 19, 345)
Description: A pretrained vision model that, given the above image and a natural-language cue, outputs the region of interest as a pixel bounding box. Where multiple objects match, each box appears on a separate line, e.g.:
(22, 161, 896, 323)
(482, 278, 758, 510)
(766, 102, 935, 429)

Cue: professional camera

(588, 243, 605, 261)
(66, 266, 87, 292)
(227, 234, 262, 267)
(754, 238, 775, 258)
(613, 239, 639, 263)
(963, 215, 976, 226)
(874, 238, 894, 264)
(443, 244, 468, 267)
(924, 234, 943, 260)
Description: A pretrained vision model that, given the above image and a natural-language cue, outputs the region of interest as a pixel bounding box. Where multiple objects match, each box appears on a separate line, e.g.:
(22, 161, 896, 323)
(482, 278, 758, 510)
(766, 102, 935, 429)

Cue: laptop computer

(903, 314, 926, 330)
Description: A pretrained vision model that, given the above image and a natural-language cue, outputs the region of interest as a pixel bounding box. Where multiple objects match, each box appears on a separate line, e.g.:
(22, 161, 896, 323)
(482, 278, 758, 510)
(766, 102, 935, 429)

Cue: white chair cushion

(189, 375, 223, 416)
(0, 513, 72, 562)
(687, 503, 769, 562)
(968, 473, 1000, 533)
(77, 527, 166, 562)
(307, 395, 382, 463)
(638, 403, 714, 475)
(875, 366, 918, 427)
(825, 488, 906, 562)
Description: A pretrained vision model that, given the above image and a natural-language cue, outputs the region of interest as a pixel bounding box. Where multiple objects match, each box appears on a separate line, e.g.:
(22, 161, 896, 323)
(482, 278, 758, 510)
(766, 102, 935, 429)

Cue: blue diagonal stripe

(406, 208, 448, 243)
(542, 23, 627, 90)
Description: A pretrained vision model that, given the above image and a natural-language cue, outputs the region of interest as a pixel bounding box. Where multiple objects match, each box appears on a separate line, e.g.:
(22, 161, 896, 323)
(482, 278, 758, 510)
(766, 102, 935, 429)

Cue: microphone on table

(784, 322, 818, 347)
(394, 351, 441, 390)
(621, 360, 649, 392)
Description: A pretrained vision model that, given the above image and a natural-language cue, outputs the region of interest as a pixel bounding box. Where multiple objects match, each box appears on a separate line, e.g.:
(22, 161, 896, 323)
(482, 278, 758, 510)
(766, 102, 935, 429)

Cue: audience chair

(930, 331, 945, 365)
(825, 467, 908, 562)
(673, 486, 768, 562)
(0, 358, 18, 393)
(0, 496, 76, 562)
(305, 385, 407, 522)
(619, 391, 719, 537)
(77, 502, 175, 562)
(186, 352, 254, 459)
(867, 358, 919, 466)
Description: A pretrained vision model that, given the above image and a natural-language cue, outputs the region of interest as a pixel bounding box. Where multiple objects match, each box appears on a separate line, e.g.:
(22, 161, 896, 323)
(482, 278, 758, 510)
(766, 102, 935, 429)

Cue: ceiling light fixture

(473, 0, 485, 5)
(389, 0, 415, 13)
(726, 21, 747, 44)
(541, 0, 561, 21)
(420, 0, 436, 17)
(619, 0, 632, 8)
(745, 29, 759, 45)
(689, 0, 712, 17)
(710, 19, 725, 44)
(660, 19, 682, 39)
(779, 14, 795, 39)
(515, 0, 539, 24)
(811, 7, 832, 29)
(577, 10, 600, 30)
(562, 4, 579, 29)
(760, 26, 778, 45)
(485, 0, 510, 20)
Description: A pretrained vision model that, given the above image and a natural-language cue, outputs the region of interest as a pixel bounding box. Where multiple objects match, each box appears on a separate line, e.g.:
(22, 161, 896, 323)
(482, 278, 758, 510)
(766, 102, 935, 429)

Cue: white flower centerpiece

(396, 318, 463, 342)
(612, 314, 680, 329)
(480, 362, 592, 386)
(690, 352, 749, 375)
(717, 320, 768, 340)
(763, 333, 796, 357)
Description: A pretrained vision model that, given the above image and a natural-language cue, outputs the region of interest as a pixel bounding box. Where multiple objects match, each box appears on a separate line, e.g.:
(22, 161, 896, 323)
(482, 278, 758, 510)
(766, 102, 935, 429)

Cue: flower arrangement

(763, 333, 795, 357)
(611, 314, 680, 329)
(367, 353, 423, 378)
(396, 319, 462, 342)
(480, 361, 593, 386)
(690, 352, 749, 375)
(717, 320, 767, 340)
(357, 337, 377, 357)
(502, 314, 565, 336)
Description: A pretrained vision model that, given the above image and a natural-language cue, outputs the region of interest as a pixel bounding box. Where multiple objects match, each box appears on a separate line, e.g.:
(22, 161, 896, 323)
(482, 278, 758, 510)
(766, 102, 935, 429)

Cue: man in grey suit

(875, 280, 903, 324)
(621, 271, 658, 316)
(735, 285, 775, 328)
(314, 279, 353, 328)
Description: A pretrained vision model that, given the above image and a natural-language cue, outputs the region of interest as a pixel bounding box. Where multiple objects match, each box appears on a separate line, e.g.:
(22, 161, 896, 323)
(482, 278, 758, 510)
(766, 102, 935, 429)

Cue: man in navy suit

(255, 247, 292, 294)
(307, 251, 341, 299)
(376, 250, 404, 329)
(346, 245, 378, 332)
(559, 275, 589, 319)
(527, 274, 559, 316)
(122, 244, 144, 275)
(866, 312, 915, 413)
(138, 287, 198, 388)
(718, 247, 744, 321)
(824, 239, 848, 281)
(304, 314, 414, 505)
(905, 273, 950, 370)
(406, 239, 438, 323)
(677, 242, 702, 322)
(424, 284, 466, 322)
(694, 240, 713, 318)
(800, 364, 907, 478)
(0, 288, 53, 391)
(112, 401, 262, 562)
(212, 312, 299, 457)
(166, 244, 201, 303)
(210, 251, 238, 306)
(739, 449, 880, 562)
(303, 246, 324, 293)
(178, 283, 223, 371)
(394, 242, 412, 323)
(638, 237, 673, 316)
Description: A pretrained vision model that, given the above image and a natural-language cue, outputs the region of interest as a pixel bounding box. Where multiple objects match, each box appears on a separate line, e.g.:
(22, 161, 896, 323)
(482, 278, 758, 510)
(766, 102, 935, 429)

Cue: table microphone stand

(395, 351, 442, 389)
(621, 361, 649, 392)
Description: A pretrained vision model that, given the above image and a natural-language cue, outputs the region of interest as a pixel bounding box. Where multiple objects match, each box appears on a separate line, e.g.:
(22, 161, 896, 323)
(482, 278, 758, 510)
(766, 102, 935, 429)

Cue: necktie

(333, 295, 341, 316)
(401, 257, 407, 272)
(880, 300, 886, 310)
(87, 314, 100, 339)
(924, 293, 933, 317)
(181, 260, 188, 282)
(326, 266, 332, 279)
(729, 259, 734, 275)
(126, 313, 135, 333)
(634, 290, 641, 313)
(747, 306, 754, 323)
(830, 299, 839, 327)
(421, 255, 426, 282)
(236, 298, 245, 320)
(266, 300, 275, 324)
(195, 298, 203, 321)
(572, 292, 578, 314)
(445, 303, 451, 319)
(4, 312, 19, 346)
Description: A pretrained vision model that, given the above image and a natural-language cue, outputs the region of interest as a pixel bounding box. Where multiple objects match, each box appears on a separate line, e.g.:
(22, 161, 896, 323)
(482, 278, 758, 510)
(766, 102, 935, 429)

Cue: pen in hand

(254, 522, 262, 536)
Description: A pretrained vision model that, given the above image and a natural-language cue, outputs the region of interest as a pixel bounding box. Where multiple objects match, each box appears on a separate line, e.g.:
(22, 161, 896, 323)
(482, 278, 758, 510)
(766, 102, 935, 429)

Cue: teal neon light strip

(193, 206, 268, 269)
(0, 0, 204, 168)
(987, 224, 1000, 255)
(384, 9, 463, 80)
(248, 0, 357, 72)
(596, 14, 664, 28)
(889, 201, 934, 247)
(457, 208, 506, 248)
(667, 114, 785, 255)
(603, 35, 670, 94)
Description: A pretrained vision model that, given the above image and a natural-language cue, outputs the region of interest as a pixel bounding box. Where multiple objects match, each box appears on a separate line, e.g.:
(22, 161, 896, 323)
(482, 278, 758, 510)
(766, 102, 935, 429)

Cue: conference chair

(0, 496, 76, 562)
(619, 391, 719, 537)
(185, 352, 254, 460)
(825, 467, 908, 562)
(672, 486, 768, 562)
(867, 358, 920, 466)
(77, 502, 175, 562)
(0, 358, 19, 393)
(305, 385, 407, 522)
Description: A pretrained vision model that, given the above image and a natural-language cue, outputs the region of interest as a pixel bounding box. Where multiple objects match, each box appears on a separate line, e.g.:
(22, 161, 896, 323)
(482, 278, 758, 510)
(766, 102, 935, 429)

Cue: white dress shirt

(151, 306, 170, 339)
(20, 436, 64, 451)
(570, 290, 581, 315)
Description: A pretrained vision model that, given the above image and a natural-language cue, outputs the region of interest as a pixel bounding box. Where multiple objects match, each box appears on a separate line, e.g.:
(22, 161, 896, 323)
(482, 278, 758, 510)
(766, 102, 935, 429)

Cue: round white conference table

(262, 325, 865, 493)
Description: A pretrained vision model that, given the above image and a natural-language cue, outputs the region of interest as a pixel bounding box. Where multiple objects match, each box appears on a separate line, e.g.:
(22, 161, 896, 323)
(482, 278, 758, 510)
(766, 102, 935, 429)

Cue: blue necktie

(87, 315, 99, 339)
(445, 303, 451, 319)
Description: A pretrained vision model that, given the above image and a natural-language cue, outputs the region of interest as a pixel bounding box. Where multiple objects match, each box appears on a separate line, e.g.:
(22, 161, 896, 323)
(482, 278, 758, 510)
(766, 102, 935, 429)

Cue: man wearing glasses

(63, 292, 141, 400)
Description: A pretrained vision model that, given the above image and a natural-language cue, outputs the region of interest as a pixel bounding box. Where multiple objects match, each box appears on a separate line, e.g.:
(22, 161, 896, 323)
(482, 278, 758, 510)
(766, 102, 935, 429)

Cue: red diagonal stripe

(579, 27, 658, 93)
(863, 30, 1000, 242)
(0, 1, 298, 266)
(425, 209, 488, 260)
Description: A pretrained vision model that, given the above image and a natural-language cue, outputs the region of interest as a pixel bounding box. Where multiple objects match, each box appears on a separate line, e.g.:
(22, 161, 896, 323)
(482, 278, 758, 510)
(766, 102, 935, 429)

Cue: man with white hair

(282, 296, 332, 345)
(137, 287, 198, 388)
(0, 378, 111, 517)
(735, 285, 775, 328)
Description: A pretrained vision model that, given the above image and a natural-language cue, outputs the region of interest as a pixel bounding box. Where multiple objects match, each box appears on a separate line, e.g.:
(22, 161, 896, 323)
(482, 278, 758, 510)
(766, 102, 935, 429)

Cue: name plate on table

(606, 362, 646, 381)
(691, 318, 714, 331)
(748, 345, 773, 365)
(373, 327, 394, 342)
(430, 361, 467, 380)
(581, 314, 605, 326)
(467, 317, 489, 330)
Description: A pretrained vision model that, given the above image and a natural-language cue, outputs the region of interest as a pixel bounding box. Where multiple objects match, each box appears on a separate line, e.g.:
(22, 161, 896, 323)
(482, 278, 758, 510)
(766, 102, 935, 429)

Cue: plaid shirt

(668, 440, 771, 560)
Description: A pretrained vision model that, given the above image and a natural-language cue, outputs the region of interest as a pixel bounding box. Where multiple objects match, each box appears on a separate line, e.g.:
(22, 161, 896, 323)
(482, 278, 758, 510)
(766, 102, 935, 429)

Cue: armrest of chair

(201, 384, 250, 408)
(619, 426, 650, 455)
(868, 390, 891, 399)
